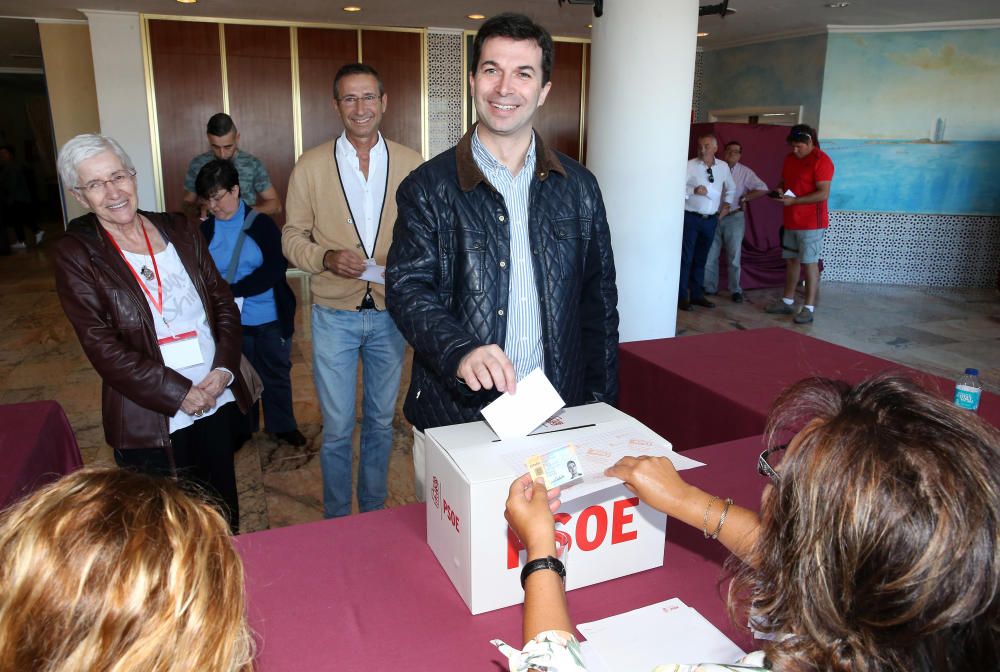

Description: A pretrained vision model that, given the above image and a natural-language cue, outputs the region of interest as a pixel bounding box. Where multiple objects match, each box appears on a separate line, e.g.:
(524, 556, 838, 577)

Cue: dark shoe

(793, 308, 815, 324)
(678, 299, 693, 311)
(765, 300, 795, 315)
(275, 429, 308, 446)
(691, 296, 715, 308)
(732, 292, 744, 303)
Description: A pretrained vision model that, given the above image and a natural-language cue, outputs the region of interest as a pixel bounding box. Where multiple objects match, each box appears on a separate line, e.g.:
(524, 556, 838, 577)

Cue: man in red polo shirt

(765, 124, 834, 325)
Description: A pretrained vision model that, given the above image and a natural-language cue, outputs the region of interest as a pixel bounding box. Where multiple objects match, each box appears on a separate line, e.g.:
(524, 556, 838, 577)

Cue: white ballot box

(425, 403, 670, 615)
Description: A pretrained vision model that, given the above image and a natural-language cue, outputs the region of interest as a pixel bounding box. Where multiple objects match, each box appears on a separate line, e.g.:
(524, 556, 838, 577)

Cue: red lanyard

(104, 221, 164, 317)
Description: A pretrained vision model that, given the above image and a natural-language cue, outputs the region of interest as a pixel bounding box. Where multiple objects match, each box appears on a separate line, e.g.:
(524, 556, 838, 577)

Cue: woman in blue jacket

(197, 159, 305, 446)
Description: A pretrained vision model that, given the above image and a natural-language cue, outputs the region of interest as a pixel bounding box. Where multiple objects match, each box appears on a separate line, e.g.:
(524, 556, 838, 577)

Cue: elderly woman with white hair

(53, 133, 251, 533)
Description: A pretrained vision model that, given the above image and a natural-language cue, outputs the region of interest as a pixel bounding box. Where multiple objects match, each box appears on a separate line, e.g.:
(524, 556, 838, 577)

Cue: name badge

(158, 330, 203, 370)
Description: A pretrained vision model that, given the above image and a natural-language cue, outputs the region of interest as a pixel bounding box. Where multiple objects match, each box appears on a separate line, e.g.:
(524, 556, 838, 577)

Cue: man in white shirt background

(681, 133, 736, 311)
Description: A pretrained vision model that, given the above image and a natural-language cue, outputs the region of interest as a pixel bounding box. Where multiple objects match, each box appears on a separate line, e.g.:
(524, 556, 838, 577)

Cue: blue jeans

(242, 320, 297, 434)
(311, 305, 405, 517)
(679, 211, 718, 302)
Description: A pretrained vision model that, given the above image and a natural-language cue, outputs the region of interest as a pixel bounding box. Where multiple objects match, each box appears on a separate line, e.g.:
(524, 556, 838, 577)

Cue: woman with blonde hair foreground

(0, 468, 254, 672)
(500, 374, 1000, 671)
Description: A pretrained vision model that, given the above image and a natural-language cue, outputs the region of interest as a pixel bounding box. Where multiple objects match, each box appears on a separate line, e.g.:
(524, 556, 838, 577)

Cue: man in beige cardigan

(282, 64, 423, 518)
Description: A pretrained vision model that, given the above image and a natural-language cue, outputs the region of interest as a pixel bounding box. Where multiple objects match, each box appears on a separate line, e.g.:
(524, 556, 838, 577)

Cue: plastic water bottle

(954, 368, 982, 412)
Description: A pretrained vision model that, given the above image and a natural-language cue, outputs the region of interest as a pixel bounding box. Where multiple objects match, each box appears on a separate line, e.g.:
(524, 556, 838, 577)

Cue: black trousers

(115, 401, 241, 534)
(242, 320, 297, 434)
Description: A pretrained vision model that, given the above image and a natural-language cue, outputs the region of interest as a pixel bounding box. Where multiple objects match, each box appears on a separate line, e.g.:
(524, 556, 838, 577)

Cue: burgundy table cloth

(234, 436, 771, 670)
(619, 327, 998, 453)
(0, 400, 82, 510)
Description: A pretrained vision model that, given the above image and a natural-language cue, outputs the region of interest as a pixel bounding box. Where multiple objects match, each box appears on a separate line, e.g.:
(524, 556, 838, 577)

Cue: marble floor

(2, 224, 997, 533)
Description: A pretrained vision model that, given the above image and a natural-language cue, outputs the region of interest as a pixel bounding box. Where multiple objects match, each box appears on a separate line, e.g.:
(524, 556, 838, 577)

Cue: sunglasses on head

(757, 443, 788, 483)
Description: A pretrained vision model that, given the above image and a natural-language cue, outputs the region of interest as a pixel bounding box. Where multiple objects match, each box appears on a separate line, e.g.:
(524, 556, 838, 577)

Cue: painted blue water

(823, 139, 1000, 215)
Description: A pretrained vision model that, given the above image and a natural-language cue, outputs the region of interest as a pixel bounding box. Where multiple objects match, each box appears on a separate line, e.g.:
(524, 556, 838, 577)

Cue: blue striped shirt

(471, 130, 543, 380)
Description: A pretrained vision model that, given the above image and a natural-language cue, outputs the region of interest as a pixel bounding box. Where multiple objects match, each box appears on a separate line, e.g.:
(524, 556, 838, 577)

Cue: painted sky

(703, 34, 827, 129)
(821, 29, 1000, 141)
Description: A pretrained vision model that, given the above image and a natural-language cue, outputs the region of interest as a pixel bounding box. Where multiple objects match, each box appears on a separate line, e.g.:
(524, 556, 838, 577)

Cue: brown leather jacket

(54, 211, 249, 457)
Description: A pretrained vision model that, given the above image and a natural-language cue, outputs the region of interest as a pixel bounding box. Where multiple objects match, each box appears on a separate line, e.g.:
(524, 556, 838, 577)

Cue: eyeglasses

(757, 443, 787, 484)
(337, 94, 380, 106)
(706, 166, 715, 184)
(75, 169, 136, 195)
(206, 188, 235, 206)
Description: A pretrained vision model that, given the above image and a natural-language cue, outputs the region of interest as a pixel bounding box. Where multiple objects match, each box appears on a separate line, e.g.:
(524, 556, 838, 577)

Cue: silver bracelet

(702, 495, 720, 539)
(709, 497, 734, 540)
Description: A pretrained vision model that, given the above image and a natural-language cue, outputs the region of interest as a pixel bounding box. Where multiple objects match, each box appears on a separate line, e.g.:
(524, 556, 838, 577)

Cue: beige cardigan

(282, 137, 423, 310)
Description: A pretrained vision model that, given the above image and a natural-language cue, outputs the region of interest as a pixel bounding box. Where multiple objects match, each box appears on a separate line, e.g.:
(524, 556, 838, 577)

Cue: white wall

(587, 0, 699, 342)
(84, 10, 158, 210)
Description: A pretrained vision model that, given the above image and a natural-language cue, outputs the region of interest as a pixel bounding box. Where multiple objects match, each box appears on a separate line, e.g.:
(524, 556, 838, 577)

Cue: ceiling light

(697, 32, 709, 37)
(825, 2, 850, 7)
(586, 23, 593, 29)
(467, 13, 486, 20)
(342, 6, 362, 12)
(175, 0, 197, 4)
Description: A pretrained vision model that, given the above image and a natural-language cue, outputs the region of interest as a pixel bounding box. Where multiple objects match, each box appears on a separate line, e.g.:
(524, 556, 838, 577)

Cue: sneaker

(793, 309, 815, 324)
(731, 292, 744, 303)
(10, 241, 26, 251)
(765, 300, 795, 315)
(275, 429, 308, 446)
(35, 230, 45, 244)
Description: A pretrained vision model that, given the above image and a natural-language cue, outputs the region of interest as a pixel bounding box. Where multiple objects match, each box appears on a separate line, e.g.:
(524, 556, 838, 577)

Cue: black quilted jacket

(386, 126, 619, 431)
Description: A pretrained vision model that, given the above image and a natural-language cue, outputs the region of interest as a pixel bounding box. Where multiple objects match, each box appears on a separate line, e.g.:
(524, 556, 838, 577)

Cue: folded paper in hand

(481, 368, 565, 440)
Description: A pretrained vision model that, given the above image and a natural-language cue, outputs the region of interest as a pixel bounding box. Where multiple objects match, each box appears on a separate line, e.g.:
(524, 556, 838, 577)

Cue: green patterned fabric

(184, 149, 271, 205)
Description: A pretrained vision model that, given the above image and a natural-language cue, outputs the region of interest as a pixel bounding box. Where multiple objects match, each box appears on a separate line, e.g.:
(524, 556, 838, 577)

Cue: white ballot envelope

(577, 598, 746, 670)
(480, 367, 565, 440)
(360, 258, 386, 284)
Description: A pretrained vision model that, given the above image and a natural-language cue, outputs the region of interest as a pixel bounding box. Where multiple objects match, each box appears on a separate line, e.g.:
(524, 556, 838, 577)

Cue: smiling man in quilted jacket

(386, 13, 619, 500)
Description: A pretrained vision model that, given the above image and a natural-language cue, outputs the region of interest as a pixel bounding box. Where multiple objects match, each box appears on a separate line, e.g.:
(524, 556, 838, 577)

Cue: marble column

(587, 0, 700, 340)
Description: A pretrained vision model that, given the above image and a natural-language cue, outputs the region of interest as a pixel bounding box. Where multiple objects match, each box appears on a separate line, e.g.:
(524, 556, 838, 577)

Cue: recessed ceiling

(0, 0, 995, 48)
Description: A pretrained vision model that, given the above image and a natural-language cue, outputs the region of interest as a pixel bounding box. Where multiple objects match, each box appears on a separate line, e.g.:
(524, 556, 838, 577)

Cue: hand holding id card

(526, 443, 583, 489)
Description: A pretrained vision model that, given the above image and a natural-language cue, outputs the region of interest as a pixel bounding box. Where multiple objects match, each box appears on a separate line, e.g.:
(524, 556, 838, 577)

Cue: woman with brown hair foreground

(0, 468, 254, 672)
(500, 374, 1000, 671)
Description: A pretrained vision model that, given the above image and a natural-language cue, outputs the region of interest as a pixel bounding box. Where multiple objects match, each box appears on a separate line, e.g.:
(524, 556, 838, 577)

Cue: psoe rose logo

(431, 476, 440, 509)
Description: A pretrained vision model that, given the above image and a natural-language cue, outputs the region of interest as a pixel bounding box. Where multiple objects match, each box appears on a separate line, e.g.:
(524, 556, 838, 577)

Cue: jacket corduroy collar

(455, 123, 566, 193)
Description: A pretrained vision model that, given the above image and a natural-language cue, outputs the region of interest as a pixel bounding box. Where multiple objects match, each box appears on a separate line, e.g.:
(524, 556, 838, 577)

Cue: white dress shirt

(684, 158, 736, 215)
(334, 131, 388, 257)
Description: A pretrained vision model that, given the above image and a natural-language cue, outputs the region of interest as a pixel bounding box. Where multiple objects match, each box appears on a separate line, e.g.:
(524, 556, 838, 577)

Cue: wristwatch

(520, 555, 566, 589)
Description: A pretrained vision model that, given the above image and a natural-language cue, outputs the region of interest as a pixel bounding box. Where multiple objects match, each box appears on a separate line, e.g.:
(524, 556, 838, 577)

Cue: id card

(158, 330, 203, 370)
(526, 443, 583, 489)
